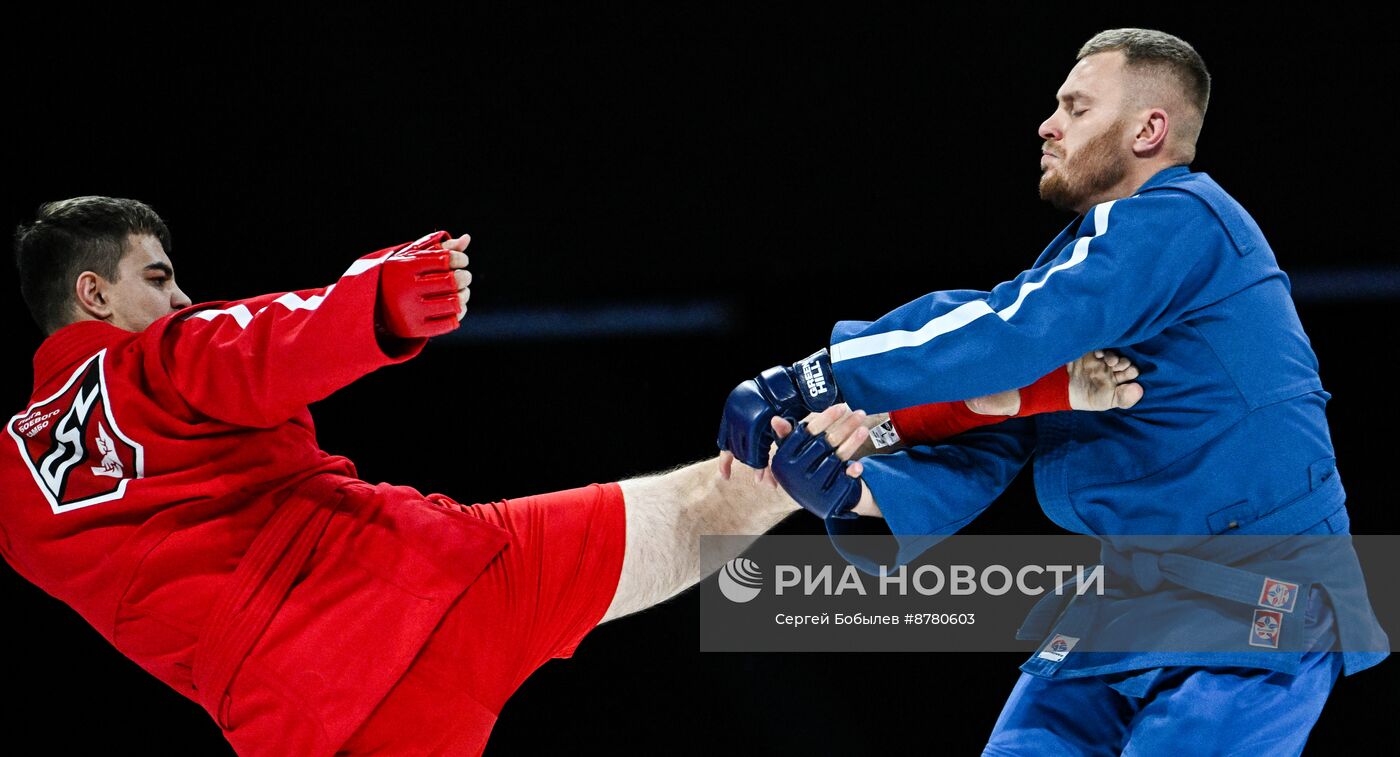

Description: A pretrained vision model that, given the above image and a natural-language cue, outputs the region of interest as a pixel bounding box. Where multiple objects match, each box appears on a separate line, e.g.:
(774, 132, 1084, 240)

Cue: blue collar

(1135, 164, 1192, 194)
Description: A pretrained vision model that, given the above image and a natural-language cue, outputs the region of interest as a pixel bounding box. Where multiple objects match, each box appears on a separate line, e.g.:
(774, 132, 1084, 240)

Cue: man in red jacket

(3, 196, 1140, 756)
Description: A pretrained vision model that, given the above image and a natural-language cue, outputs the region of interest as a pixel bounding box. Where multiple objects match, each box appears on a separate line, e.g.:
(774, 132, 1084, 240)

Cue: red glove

(888, 366, 1072, 445)
(376, 231, 460, 338)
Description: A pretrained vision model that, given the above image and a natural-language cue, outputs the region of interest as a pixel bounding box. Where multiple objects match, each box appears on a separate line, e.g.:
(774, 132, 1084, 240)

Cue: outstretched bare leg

(601, 457, 799, 623)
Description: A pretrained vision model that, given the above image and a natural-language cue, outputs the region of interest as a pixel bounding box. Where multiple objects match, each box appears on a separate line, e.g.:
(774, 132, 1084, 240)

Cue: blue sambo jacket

(826, 164, 1389, 681)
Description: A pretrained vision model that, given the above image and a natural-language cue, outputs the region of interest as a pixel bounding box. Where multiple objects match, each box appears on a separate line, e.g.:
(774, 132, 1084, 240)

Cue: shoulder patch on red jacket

(8, 349, 144, 513)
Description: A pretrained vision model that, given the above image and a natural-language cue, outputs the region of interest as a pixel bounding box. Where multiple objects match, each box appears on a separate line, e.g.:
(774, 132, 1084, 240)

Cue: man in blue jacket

(718, 27, 1388, 754)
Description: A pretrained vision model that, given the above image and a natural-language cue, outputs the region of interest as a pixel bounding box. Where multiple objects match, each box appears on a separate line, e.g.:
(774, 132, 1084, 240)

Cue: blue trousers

(984, 589, 1343, 755)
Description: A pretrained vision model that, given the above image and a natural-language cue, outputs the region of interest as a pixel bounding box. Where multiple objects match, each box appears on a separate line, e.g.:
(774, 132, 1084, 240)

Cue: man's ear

(73, 271, 113, 320)
(1131, 108, 1170, 158)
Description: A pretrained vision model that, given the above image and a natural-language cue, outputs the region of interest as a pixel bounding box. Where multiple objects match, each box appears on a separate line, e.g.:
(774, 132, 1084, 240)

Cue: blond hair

(1078, 28, 1211, 163)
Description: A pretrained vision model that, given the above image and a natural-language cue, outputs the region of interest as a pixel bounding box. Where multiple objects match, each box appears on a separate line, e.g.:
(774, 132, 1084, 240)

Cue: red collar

(29, 304, 220, 394)
(31, 320, 135, 392)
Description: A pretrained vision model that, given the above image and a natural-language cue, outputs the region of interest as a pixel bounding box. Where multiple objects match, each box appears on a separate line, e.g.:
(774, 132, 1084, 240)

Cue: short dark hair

(1078, 28, 1211, 162)
(13, 196, 172, 334)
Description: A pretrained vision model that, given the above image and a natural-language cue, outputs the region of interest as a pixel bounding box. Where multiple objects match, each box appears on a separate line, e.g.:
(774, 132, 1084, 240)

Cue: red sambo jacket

(0, 234, 510, 756)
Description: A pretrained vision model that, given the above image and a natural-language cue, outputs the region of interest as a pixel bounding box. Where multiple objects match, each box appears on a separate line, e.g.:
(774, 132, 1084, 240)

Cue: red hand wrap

(889, 399, 1008, 444)
(888, 365, 1072, 444)
(1014, 364, 1071, 416)
(377, 231, 460, 339)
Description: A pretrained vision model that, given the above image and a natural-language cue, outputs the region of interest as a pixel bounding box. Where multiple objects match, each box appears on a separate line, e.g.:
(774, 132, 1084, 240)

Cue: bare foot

(1068, 349, 1144, 411)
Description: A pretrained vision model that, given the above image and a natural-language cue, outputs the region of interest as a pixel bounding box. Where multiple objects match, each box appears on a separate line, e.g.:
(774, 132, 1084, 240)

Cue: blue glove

(717, 348, 842, 468)
(770, 420, 863, 520)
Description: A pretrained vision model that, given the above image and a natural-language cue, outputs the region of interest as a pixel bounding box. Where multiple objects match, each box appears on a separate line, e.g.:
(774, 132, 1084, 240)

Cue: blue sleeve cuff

(824, 452, 986, 575)
(820, 420, 1037, 575)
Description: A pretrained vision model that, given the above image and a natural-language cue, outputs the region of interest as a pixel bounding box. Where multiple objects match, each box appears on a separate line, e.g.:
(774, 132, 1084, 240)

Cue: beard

(1039, 117, 1131, 213)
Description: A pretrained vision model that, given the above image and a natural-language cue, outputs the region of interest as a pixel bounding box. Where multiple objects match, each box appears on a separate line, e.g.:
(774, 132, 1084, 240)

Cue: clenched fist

(376, 231, 472, 338)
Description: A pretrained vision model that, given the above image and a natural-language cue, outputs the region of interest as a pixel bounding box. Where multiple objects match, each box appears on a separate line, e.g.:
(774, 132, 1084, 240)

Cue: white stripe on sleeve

(188, 304, 254, 328)
(343, 253, 392, 277)
(272, 284, 336, 313)
(181, 248, 394, 330)
(830, 200, 1117, 364)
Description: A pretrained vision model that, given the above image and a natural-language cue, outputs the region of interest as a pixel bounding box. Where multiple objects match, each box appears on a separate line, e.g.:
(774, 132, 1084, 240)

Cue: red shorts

(335, 482, 627, 756)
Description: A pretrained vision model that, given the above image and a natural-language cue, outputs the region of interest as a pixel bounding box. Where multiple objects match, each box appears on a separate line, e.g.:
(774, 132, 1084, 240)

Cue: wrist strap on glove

(791, 348, 841, 412)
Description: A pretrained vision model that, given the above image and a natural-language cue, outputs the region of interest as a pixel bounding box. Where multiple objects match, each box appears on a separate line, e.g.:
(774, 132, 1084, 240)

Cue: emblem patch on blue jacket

(1250, 609, 1283, 648)
(1037, 634, 1080, 662)
(1258, 577, 1299, 613)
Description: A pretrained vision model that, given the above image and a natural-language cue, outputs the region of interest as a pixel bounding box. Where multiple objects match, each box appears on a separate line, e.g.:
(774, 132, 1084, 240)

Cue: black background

(3, 4, 1396, 754)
